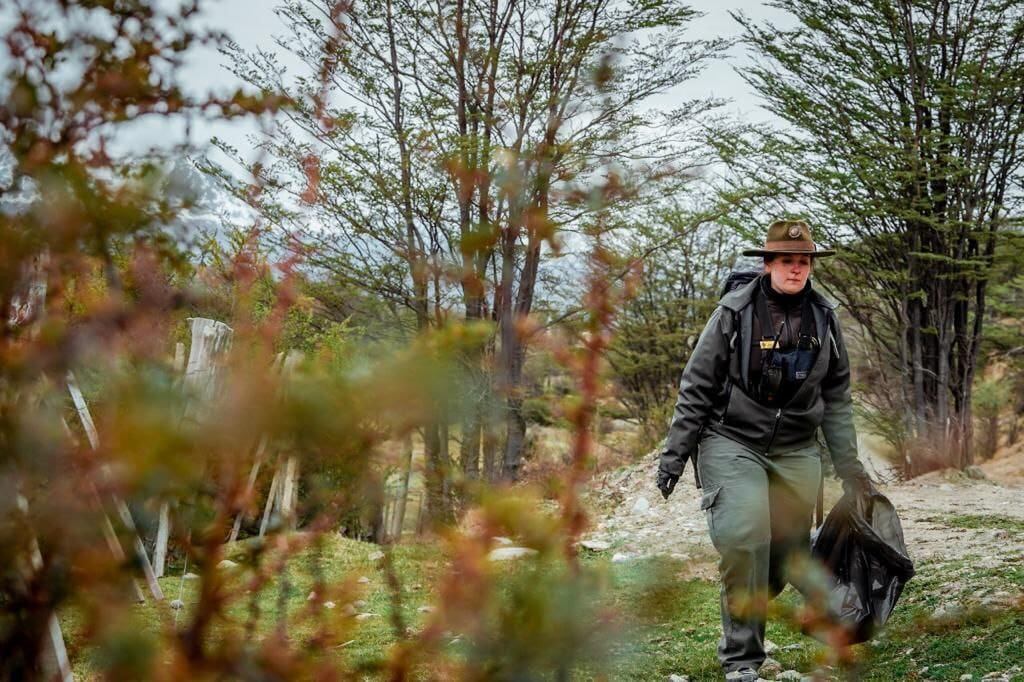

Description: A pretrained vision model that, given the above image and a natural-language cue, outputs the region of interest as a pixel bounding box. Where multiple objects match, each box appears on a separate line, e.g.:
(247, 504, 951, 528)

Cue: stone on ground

(487, 546, 538, 561)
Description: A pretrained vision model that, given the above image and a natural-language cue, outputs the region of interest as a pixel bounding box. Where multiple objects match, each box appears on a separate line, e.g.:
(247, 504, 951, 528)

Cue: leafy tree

(721, 0, 1024, 474)
(608, 205, 742, 445)
(209, 0, 729, 495)
(977, 232, 1024, 446)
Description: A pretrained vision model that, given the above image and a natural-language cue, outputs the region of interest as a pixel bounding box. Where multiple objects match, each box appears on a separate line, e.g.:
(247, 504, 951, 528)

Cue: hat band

(763, 240, 819, 253)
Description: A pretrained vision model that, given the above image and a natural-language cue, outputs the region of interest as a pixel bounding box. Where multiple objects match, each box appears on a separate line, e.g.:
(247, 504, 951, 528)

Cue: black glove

(843, 472, 879, 516)
(842, 471, 879, 499)
(656, 467, 680, 500)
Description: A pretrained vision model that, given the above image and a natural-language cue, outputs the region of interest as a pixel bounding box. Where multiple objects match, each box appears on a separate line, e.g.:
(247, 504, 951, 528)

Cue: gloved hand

(843, 471, 879, 517)
(842, 471, 879, 499)
(656, 466, 680, 500)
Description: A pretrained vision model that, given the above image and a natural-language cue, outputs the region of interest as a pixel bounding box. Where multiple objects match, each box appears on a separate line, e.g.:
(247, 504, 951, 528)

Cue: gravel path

(581, 439, 1024, 573)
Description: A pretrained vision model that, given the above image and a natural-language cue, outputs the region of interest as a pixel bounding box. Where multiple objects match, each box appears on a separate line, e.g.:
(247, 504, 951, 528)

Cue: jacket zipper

(765, 408, 783, 454)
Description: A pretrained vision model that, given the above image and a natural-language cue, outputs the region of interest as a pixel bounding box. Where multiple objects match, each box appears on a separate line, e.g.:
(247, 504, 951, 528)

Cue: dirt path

(581, 438, 1024, 575)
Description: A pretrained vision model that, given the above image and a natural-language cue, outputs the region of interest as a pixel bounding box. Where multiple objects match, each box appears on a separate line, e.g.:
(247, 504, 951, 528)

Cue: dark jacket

(660, 275, 866, 485)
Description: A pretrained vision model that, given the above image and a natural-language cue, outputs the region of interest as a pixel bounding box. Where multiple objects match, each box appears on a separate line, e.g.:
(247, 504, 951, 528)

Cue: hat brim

(742, 248, 835, 257)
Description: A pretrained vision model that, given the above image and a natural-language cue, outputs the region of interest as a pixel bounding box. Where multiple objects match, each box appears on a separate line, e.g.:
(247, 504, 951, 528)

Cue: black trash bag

(809, 490, 915, 643)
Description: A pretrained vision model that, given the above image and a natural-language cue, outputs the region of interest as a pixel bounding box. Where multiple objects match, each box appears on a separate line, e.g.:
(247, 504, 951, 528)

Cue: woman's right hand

(656, 466, 680, 499)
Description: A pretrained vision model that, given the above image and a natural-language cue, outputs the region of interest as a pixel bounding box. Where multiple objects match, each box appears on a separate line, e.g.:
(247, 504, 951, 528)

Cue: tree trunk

(461, 404, 482, 481)
(392, 434, 413, 541)
(422, 422, 446, 524)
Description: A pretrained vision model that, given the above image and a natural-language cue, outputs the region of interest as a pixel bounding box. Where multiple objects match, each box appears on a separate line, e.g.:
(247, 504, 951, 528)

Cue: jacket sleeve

(820, 313, 867, 482)
(660, 306, 732, 476)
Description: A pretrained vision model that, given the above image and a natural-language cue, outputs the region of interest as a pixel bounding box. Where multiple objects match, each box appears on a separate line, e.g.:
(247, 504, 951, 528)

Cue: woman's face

(764, 254, 813, 295)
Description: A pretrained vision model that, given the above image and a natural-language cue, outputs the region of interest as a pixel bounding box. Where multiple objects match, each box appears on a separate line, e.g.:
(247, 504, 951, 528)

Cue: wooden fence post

(67, 372, 164, 601)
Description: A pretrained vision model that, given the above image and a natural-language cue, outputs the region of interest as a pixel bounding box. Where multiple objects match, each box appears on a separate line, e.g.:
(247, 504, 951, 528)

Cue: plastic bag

(809, 490, 915, 643)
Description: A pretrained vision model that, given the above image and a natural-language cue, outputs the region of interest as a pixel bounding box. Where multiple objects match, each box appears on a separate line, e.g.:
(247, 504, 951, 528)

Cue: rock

(781, 643, 804, 651)
(960, 675, 973, 681)
(612, 552, 635, 563)
(324, 601, 336, 609)
(631, 497, 651, 514)
(981, 673, 1008, 681)
(670, 553, 691, 561)
(342, 603, 357, 616)
(931, 603, 963, 620)
(307, 591, 317, 601)
(761, 657, 782, 676)
(170, 599, 184, 610)
(183, 572, 199, 580)
(487, 547, 538, 561)
(964, 465, 986, 480)
(217, 559, 238, 569)
(368, 550, 385, 561)
(764, 638, 778, 654)
(493, 536, 514, 546)
(991, 529, 1010, 540)
(580, 539, 612, 552)
(357, 576, 371, 584)
(418, 605, 434, 613)
(776, 671, 802, 681)
(355, 613, 377, 621)
(667, 675, 689, 682)
(353, 599, 367, 608)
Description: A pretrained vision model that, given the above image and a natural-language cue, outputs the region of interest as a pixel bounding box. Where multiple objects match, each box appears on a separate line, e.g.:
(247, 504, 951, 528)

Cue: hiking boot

(724, 668, 760, 682)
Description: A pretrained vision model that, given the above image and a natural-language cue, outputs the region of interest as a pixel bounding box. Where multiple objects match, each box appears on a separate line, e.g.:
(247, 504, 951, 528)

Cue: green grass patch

(61, 535, 445, 679)
(59, 542, 1024, 680)
(922, 514, 1024, 535)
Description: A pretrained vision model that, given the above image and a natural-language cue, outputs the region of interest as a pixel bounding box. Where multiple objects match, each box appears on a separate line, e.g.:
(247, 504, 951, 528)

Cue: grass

(61, 536, 447, 679)
(920, 513, 1024, 535)
(856, 557, 1024, 681)
(59, 538, 1024, 680)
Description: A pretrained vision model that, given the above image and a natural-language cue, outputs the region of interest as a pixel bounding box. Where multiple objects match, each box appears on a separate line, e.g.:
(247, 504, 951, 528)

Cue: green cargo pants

(696, 431, 822, 675)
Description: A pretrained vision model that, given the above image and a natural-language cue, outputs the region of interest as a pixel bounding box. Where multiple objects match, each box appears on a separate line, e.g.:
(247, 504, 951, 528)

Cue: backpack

(717, 270, 761, 352)
(718, 269, 761, 299)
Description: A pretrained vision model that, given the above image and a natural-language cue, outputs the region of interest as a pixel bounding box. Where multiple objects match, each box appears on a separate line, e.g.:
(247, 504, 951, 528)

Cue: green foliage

(522, 396, 556, 427)
(973, 378, 1009, 421)
(923, 514, 1024, 535)
(721, 0, 1024, 471)
(608, 205, 742, 446)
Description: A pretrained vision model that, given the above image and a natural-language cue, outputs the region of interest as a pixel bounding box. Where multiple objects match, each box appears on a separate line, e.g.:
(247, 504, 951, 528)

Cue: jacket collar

(719, 275, 837, 313)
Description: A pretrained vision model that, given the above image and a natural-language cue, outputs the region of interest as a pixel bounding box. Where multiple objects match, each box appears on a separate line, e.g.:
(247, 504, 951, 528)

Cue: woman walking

(656, 219, 876, 681)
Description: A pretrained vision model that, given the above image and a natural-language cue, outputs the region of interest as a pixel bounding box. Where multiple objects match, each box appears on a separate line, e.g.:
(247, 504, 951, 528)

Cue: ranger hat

(742, 219, 835, 257)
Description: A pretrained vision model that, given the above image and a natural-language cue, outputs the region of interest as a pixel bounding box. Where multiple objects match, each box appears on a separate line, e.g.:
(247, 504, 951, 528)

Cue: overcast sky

(105, 0, 793, 168)
(1, 0, 793, 183)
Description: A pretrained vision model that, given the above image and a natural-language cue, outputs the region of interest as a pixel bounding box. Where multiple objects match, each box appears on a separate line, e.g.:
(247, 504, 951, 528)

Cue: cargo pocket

(700, 486, 722, 538)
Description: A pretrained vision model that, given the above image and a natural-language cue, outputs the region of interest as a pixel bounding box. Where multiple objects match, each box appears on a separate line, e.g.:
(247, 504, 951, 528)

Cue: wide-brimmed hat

(741, 220, 835, 257)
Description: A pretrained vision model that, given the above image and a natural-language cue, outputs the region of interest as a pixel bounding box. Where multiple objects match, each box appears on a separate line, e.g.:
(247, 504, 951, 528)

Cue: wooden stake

(227, 435, 268, 543)
(18, 495, 74, 682)
(280, 457, 298, 529)
(259, 462, 282, 537)
(227, 353, 285, 543)
(67, 372, 164, 601)
(60, 417, 147, 603)
(152, 502, 170, 579)
(153, 341, 188, 576)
